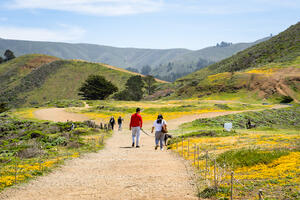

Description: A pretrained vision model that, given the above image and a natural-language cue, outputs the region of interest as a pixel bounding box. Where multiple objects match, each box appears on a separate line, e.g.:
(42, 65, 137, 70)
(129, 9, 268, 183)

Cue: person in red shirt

(129, 108, 143, 148)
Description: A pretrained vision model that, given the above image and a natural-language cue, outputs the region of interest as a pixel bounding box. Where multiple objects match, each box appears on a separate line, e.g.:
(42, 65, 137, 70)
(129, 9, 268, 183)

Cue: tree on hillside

(143, 75, 157, 95)
(141, 65, 151, 75)
(0, 102, 9, 113)
(78, 75, 118, 100)
(0, 56, 3, 64)
(4, 49, 15, 61)
(114, 75, 144, 101)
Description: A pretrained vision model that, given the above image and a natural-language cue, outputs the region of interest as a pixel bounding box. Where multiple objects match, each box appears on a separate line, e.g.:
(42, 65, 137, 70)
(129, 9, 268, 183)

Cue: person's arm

(139, 115, 143, 128)
(151, 126, 154, 133)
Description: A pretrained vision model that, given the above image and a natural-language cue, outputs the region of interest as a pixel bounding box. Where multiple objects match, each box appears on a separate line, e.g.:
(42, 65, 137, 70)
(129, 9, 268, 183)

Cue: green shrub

(198, 187, 218, 198)
(279, 95, 294, 103)
(216, 148, 289, 169)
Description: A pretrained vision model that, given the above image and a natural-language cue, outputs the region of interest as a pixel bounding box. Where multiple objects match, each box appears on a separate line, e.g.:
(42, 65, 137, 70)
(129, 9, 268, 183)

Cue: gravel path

(0, 105, 287, 200)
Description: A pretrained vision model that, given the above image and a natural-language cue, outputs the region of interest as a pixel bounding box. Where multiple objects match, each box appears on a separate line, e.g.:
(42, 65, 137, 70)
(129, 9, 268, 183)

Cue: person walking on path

(109, 116, 115, 130)
(151, 114, 167, 151)
(118, 116, 123, 131)
(130, 108, 143, 148)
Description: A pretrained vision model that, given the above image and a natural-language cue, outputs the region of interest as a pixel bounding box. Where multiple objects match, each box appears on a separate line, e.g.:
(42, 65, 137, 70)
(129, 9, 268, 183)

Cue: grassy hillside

(151, 37, 270, 81)
(0, 54, 165, 106)
(175, 22, 300, 102)
(0, 37, 269, 82)
(0, 54, 59, 91)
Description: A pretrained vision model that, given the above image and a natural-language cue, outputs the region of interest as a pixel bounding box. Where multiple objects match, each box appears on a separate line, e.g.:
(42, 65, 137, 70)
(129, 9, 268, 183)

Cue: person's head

(157, 114, 163, 124)
(111, 116, 114, 119)
(119, 116, 121, 118)
(136, 107, 141, 113)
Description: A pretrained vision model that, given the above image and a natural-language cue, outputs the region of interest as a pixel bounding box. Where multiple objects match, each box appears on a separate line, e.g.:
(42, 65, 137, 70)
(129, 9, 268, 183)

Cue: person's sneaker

(160, 147, 164, 151)
(136, 145, 140, 148)
(155, 145, 158, 150)
(132, 143, 135, 147)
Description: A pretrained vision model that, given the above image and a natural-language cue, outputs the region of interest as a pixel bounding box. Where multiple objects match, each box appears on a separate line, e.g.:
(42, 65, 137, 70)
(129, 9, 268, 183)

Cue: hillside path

(0, 105, 287, 200)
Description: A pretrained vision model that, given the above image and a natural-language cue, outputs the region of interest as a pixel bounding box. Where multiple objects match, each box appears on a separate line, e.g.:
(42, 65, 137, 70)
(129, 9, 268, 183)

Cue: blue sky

(0, 0, 299, 50)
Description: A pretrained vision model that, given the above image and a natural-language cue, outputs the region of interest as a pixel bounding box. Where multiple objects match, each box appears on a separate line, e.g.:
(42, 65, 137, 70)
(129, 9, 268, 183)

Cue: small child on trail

(118, 116, 123, 131)
(109, 116, 115, 130)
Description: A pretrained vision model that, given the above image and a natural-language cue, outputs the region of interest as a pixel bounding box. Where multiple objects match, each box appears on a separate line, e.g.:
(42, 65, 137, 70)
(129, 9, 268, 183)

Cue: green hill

(175, 22, 300, 103)
(0, 54, 164, 106)
(0, 37, 269, 82)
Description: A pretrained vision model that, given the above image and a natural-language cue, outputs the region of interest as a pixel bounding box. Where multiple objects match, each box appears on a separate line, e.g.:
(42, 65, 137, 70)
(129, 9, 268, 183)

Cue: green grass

(199, 89, 264, 104)
(216, 148, 289, 169)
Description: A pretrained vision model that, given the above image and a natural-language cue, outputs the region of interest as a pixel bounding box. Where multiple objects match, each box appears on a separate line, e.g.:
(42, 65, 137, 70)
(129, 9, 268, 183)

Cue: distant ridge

(0, 36, 270, 81)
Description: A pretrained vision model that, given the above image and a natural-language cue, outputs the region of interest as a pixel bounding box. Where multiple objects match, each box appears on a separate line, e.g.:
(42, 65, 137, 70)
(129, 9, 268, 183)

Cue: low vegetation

(0, 113, 112, 191)
(171, 106, 300, 199)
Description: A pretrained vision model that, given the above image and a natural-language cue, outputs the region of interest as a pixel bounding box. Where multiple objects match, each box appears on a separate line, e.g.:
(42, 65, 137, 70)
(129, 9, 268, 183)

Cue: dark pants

(110, 123, 114, 130)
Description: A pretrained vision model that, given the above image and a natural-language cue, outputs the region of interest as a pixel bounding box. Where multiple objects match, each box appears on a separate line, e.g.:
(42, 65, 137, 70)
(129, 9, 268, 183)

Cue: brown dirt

(23, 55, 59, 70)
(250, 67, 300, 102)
(0, 105, 287, 200)
(34, 108, 89, 122)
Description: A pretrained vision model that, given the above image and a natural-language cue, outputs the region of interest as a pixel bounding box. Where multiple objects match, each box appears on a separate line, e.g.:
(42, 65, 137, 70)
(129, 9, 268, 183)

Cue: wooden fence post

(14, 157, 18, 184)
(214, 159, 217, 189)
(176, 139, 178, 152)
(187, 139, 190, 159)
(231, 171, 234, 200)
(181, 138, 184, 157)
(205, 151, 208, 182)
(197, 146, 200, 169)
(194, 144, 196, 166)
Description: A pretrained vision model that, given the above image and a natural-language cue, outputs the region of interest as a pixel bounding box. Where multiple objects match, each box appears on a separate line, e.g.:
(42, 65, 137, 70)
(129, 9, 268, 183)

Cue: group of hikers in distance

(109, 108, 168, 151)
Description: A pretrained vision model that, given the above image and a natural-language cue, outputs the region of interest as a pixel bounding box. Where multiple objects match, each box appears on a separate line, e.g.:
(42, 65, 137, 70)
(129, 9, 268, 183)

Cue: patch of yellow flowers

(246, 68, 278, 74)
(207, 72, 231, 82)
(0, 153, 79, 190)
(171, 132, 300, 197)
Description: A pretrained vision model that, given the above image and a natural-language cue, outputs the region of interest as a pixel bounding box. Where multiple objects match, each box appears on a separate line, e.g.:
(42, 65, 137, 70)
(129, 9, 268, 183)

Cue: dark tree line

(0, 49, 16, 64)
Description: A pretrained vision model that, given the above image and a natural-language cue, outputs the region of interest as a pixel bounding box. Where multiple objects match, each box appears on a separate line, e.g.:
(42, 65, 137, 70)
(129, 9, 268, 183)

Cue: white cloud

(167, 0, 300, 15)
(7, 0, 164, 16)
(0, 25, 86, 42)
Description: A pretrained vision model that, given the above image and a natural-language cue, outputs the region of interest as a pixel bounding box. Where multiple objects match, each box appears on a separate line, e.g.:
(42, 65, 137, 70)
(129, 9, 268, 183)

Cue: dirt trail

(34, 108, 89, 122)
(0, 105, 288, 200)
